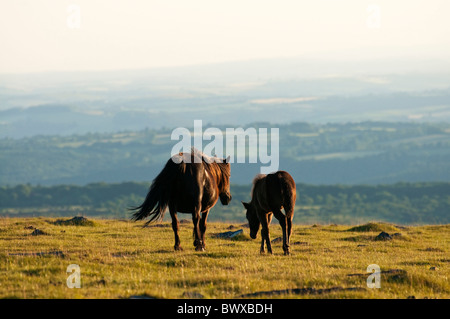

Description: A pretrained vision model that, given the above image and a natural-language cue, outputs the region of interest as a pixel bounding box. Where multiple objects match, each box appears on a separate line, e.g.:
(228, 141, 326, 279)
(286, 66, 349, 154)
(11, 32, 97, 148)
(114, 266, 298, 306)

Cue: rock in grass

(31, 229, 46, 236)
(212, 229, 243, 239)
(374, 231, 392, 241)
(54, 216, 95, 226)
(429, 266, 439, 271)
(271, 237, 283, 243)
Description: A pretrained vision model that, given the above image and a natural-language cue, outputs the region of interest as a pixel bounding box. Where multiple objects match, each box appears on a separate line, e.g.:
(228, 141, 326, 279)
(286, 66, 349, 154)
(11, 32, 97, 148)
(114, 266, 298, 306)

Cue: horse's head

(218, 156, 232, 205)
(219, 191, 232, 205)
(242, 201, 260, 239)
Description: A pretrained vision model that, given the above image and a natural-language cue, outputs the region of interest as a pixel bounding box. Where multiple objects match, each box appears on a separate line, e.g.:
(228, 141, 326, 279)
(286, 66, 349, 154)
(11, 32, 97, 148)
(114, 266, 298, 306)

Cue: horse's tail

(130, 159, 183, 225)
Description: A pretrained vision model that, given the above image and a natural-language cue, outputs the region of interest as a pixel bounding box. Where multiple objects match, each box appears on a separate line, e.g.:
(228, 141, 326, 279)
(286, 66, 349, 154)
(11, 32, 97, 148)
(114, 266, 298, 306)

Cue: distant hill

(0, 67, 449, 139)
(0, 121, 449, 186)
(1, 88, 449, 139)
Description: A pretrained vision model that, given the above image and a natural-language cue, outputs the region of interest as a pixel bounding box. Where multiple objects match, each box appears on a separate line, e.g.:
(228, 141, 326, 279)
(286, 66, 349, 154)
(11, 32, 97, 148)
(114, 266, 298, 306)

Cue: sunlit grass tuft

(347, 222, 399, 233)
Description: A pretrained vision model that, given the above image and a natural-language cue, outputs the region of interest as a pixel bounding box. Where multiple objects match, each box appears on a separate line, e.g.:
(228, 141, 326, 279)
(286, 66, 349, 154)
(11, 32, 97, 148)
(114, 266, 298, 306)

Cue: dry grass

(0, 218, 448, 299)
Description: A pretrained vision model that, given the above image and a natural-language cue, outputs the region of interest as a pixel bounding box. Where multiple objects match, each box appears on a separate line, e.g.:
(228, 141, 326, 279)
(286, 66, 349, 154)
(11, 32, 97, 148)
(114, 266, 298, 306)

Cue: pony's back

(264, 171, 296, 213)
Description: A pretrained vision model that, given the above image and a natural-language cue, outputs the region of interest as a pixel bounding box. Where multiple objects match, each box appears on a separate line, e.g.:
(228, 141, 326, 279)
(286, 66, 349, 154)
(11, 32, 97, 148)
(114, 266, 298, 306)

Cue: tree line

(1, 181, 448, 225)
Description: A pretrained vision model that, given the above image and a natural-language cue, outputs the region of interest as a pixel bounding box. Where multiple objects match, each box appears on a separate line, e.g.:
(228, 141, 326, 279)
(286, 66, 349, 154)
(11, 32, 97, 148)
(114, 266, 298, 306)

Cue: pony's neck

(211, 162, 228, 192)
(250, 175, 266, 206)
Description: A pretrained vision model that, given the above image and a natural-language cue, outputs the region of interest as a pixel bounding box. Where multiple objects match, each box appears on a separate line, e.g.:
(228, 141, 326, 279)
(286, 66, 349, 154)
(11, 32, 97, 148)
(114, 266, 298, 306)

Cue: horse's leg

(274, 210, 289, 255)
(260, 212, 273, 254)
(169, 205, 182, 251)
(267, 213, 273, 254)
(199, 210, 209, 250)
(191, 202, 205, 251)
(259, 211, 266, 254)
(285, 206, 294, 255)
(260, 237, 265, 254)
(192, 211, 201, 251)
(260, 217, 266, 254)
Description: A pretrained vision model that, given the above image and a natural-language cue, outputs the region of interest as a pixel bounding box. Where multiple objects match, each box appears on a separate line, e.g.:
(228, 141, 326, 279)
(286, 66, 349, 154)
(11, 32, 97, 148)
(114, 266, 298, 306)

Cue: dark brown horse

(242, 171, 296, 255)
(131, 150, 231, 251)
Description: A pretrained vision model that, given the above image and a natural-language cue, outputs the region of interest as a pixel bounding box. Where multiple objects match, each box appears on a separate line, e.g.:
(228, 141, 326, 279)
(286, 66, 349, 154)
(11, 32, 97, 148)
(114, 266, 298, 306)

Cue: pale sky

(1, 0, 449, 74)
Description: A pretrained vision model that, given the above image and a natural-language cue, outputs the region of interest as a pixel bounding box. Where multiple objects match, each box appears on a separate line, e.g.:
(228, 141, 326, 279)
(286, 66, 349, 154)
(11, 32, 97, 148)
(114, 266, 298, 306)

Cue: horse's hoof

(174, 246, 183, 251)
(193, 240, 203, 247)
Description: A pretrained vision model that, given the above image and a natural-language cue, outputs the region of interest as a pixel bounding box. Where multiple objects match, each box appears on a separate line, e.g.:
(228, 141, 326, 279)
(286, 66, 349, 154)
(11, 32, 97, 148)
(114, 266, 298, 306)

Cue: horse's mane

(251, 174, 266, 196)
(188, 148, 231, 191)
(203, 158, 230, 192)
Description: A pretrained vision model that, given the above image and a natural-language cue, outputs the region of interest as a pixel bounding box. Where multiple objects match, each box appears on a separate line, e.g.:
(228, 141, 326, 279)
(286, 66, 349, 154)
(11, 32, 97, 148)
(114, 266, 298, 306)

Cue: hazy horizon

(1, 0, 450, 74)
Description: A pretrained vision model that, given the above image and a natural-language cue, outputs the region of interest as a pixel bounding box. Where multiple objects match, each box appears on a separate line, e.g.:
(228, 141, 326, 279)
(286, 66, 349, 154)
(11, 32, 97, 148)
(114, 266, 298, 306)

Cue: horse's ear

(241, 201, 250, 209)
(224, 156, 230, 163)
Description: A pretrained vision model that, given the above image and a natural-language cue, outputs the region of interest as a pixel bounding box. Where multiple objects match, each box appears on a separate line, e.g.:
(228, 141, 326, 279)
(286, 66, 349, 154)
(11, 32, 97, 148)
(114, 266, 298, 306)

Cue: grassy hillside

(0, 218, 448, 299)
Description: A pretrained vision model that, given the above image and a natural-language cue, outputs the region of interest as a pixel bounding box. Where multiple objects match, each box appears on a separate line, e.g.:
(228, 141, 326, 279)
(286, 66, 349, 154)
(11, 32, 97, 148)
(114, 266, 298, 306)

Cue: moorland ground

(0, 217, 448, 299)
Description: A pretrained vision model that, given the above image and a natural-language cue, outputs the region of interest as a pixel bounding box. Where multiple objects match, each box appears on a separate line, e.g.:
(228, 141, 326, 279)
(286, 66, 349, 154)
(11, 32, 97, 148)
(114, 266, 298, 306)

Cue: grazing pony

(131, 150, 231, 251)
(242, 171, 296, 255)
